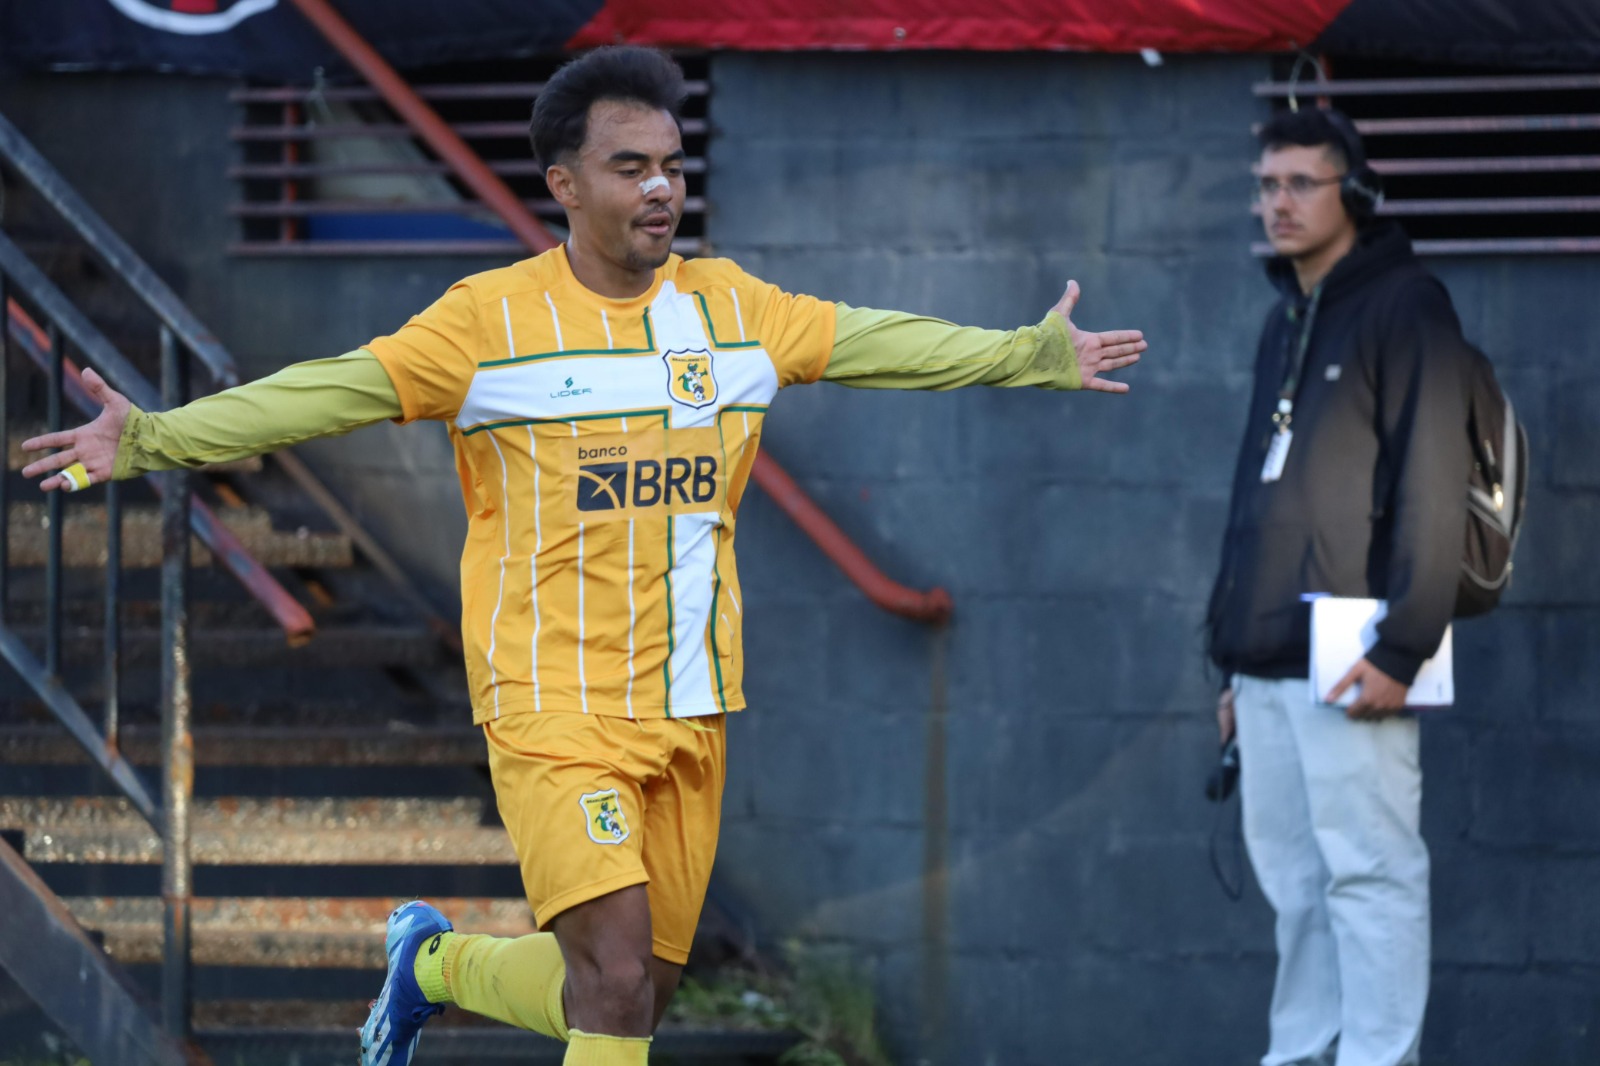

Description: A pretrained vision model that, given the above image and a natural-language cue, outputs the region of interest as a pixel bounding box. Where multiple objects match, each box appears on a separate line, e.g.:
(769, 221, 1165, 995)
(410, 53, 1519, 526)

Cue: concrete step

(9, 622, 437, 667)
(63, 896, 534, 968)
(193, 1017, 796, 1064)
(0, 724, 484, 766)
(1, 796, 513, 865)
(5, 501, 350, 568)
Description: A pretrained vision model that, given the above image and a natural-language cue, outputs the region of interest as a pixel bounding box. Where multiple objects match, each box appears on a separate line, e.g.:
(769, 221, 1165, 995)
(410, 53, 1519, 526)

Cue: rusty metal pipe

(750, 453, 953, 624)
(284, 0, 558, 253)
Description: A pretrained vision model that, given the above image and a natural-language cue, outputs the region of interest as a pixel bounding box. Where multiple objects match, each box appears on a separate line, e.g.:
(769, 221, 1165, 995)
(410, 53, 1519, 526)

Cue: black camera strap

(1208, 787, 1245, 902)
(1272, 282, 1324, 436)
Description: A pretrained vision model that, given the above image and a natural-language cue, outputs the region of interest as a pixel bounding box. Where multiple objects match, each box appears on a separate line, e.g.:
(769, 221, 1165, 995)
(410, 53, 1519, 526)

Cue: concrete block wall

(708, 52, 1600, 1066)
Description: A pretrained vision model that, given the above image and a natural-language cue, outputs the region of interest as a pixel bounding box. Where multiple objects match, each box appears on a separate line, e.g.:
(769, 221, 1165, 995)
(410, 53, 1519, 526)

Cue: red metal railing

(286, 0, 953, 624)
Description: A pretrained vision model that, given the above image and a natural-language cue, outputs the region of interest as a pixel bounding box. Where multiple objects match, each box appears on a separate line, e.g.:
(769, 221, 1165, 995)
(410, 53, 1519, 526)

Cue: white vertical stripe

(571, 421, 588, 713)
(601, 308, 614, 349)
(485, 433, 511, 718)
(545, 291, 564, 350)
(626, 520, 636, 718)
(621, 412, 634, 717)
(525, 426, 542, 712)
(501, 297, 516, 359)
(729, 287, 747, 342)
(666, 513, 719, 714)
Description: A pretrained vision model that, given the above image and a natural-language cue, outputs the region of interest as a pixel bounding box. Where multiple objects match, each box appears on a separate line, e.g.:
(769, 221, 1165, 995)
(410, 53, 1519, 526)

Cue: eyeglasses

(1256, 175, 1344, 201)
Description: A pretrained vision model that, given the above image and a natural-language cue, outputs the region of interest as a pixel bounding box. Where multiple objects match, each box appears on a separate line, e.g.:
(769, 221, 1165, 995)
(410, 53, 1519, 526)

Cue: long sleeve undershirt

(113, 304, 1079, 479)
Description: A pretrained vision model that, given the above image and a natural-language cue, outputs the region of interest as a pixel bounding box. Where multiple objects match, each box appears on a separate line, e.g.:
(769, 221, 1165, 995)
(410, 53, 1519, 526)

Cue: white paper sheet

(1309, 596, 1454, 708)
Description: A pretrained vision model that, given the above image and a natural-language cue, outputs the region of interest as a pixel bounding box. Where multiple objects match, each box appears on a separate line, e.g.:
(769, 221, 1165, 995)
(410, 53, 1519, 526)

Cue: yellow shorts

(483, 711, 726, 966)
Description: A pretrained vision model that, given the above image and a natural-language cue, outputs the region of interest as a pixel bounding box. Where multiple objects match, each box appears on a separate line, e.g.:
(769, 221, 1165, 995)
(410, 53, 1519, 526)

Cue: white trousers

(1234, 675, 1430, 1066)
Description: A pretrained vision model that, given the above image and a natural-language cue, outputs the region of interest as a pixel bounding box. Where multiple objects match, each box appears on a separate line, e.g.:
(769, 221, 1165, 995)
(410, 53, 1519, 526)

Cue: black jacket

(1206, 222, 1472, 685)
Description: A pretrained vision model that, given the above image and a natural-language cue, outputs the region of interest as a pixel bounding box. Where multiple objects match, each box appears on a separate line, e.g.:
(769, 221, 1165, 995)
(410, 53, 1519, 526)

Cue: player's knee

(567, 950, 653, 1014)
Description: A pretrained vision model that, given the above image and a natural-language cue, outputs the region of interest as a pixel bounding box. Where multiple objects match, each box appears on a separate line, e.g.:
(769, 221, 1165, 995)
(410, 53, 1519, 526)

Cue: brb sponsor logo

(106, 0, 279, 35)
(569, 430, 722, 520)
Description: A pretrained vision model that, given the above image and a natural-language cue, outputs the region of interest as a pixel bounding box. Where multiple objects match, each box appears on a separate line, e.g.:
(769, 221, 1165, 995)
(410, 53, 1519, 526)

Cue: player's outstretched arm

(20, 352, 403, 493)
(21, 369, 129, 492)
(820, 279, 1145, 394)
(1051, 280, 1144, 394)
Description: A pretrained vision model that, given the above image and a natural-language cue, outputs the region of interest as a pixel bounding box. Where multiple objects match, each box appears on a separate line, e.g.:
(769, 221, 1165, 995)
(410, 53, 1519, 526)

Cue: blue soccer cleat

(359, 900, 452, 1066)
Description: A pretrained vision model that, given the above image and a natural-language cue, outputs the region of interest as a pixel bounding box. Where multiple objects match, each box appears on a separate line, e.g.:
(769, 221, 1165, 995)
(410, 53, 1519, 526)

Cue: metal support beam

(159, 327, 193, 1039)
(45, 320, 63, 678)
(0, 837, 198, 1066)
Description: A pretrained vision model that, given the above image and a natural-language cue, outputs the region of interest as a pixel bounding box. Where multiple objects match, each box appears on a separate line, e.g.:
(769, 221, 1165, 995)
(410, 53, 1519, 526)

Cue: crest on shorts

(664, 349, 717, 409)
(579, 788, 631, 845)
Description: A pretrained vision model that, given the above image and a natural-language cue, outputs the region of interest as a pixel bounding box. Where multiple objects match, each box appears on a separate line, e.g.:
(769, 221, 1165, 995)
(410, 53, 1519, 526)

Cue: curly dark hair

(529, 46, 688, 169)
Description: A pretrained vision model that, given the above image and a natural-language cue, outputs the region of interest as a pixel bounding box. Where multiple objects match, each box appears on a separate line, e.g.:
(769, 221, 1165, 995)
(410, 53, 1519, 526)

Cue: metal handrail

(0, 239, 316, 641)
(285, 0, 954, 625)
(0, 106, 459, 649)
(0, 111, 238, 387)
(0, 257, 198, 1038)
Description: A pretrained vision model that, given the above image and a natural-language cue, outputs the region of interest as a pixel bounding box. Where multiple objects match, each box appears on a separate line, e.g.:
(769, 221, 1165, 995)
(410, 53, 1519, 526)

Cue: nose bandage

(638, 175, 670, 197)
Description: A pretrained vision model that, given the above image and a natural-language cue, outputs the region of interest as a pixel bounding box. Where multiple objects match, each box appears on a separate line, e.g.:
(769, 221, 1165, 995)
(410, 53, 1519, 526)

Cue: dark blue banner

(0, 0, 601, 80)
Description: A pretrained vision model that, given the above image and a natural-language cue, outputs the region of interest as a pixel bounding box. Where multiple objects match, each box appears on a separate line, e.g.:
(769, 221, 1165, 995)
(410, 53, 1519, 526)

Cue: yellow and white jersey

(366, 247, 835, 723)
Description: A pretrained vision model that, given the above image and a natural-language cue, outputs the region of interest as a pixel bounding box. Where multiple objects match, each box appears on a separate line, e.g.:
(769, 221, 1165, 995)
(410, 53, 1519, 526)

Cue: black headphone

(1321, 108, 1385, 223)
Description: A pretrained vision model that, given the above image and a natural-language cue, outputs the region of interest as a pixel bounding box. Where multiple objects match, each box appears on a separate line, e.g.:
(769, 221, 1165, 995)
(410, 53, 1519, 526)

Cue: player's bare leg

(553, 884, 678, 1036)
(649, 956, 683, 1029)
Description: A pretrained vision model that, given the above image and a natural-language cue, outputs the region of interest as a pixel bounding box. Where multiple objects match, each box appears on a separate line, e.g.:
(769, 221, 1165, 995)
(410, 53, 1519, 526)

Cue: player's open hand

(1051, 280, 1146, 394)
(21, 369, 131, 492)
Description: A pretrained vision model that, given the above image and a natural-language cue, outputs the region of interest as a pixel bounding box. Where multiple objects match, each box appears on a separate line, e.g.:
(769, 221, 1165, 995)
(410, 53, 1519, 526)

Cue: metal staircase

(0, 110, 795, 1064)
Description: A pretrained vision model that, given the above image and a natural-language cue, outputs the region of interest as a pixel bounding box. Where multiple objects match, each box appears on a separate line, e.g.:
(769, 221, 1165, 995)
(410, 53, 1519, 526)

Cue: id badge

(1261, 429, 1292, 483)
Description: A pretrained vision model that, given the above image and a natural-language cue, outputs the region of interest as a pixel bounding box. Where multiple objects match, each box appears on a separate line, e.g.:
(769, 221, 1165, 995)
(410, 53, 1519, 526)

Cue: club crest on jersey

(664, 349, 717, 409)
(579, 789, 631, 845)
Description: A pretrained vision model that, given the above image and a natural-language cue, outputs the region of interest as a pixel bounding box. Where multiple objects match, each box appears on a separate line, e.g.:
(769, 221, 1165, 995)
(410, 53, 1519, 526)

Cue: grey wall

(706, 52, 1600, 1066)
(3, 51, 1598, 1066)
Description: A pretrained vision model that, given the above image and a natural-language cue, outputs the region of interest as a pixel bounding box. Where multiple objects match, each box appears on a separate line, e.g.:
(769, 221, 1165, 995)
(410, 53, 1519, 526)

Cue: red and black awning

(1, 0, 1596, 77)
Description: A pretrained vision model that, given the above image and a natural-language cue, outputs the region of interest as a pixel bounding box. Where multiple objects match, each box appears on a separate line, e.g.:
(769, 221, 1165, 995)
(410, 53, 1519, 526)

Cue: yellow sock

(564, 1030, 650, 1065)
(413, 930, 569, 1040)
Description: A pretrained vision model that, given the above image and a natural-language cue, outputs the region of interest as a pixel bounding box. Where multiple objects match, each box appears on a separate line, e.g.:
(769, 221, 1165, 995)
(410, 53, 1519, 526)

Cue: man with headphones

(1206, 108, 1474, 1066)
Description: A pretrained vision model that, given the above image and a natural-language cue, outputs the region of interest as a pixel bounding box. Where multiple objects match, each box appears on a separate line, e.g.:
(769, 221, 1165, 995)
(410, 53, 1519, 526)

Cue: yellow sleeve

(362, 281, 484, 422)
(112, 349, 402, 479)
(708, 265, 835, 388)
(822, 304, 1080, 391)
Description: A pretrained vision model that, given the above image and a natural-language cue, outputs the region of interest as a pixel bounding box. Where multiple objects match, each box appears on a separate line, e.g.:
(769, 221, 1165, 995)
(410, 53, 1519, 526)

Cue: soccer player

(22, 47, 1145, 1066)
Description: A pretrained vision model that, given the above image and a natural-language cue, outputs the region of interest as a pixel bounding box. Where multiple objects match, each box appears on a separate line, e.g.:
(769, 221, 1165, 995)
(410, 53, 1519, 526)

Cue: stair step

(5, 501, 350, 568)
(2, 796, 513, 865)
(10, 622, 437, 667)
(0, 724, 484, 766)
(64, 896, 534, 967)
(193, 1021, 797, 1064)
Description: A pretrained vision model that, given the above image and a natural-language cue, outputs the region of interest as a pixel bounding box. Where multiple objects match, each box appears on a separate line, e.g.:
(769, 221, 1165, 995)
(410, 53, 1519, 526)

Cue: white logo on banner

(105, 0, 279, 35)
